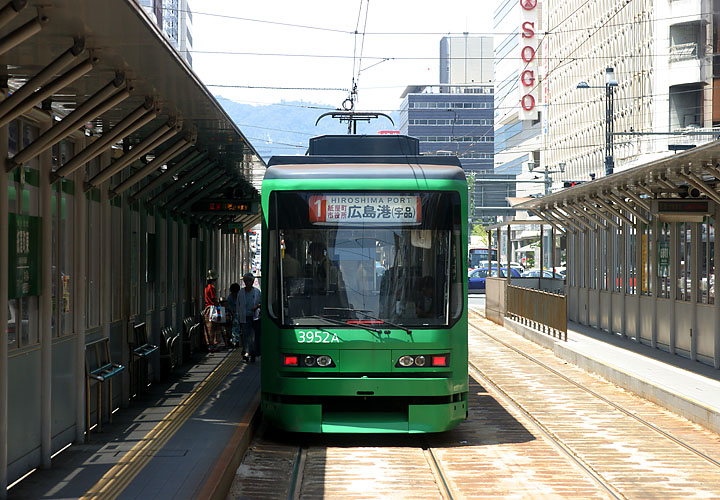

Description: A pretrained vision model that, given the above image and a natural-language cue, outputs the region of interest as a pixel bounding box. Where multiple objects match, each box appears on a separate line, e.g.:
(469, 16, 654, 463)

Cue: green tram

(260, 134, 468, 433)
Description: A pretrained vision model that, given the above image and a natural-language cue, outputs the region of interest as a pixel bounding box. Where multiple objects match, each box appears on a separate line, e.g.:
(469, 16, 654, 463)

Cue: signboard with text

(308, 194, 422, 225)
(518, 0, 539, 121)
(8, 214, 41, 298)
(190, 199, 258, 215)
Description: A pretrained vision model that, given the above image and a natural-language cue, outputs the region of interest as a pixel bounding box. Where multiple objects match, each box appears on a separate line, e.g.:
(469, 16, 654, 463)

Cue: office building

(136, 0, 193, 67)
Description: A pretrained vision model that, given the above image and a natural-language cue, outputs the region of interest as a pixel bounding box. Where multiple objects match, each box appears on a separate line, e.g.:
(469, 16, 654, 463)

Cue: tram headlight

(396, 354, 449, 368)
(304, 355, 316, 366)
(398, 355, 415, 367)
(316, 355, 333, 367)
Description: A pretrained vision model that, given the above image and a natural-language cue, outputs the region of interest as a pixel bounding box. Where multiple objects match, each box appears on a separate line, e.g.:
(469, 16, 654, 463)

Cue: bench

(129, 322, 158, 399)
(85, 338, 125, 435)
(159, 326, 180, 379)
(181, 316, 196, 363)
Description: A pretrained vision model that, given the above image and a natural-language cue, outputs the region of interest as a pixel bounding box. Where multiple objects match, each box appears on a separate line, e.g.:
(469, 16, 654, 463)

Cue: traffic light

(563, 180, 584, 188)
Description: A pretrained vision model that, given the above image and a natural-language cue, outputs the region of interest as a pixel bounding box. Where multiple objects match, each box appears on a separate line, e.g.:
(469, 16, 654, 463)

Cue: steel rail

(466, 360, 624, 500)
(287, 446, 307, 500)
(467, 316, 720, 470)
(423, 447, 455, 500)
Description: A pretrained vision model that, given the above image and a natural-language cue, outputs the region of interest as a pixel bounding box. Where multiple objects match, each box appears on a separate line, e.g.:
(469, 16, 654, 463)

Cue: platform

(499, 314, 720, 435)
(7, 349, 260, 500)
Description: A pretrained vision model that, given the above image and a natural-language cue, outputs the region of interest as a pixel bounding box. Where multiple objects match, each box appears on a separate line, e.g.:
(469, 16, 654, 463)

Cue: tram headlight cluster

(396, 354, 449, 368)
(283, 354, 335, 367)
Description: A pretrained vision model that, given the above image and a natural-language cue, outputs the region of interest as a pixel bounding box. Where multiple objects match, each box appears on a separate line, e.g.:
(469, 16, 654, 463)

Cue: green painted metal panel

(260, 168, 469, 433)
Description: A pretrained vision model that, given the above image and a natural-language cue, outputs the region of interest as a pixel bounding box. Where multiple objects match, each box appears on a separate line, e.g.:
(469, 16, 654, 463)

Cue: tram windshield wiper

(324, 307, 412, 335)
(307, 315, 384, 335)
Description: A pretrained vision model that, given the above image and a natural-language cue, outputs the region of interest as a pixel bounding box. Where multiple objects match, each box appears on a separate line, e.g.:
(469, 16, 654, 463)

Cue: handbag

(210, 305, 225, 323)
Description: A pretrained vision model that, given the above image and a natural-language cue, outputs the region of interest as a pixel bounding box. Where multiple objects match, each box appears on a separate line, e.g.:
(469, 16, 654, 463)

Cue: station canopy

(514, 141, 720, 233)
(1, 0, 265, 228)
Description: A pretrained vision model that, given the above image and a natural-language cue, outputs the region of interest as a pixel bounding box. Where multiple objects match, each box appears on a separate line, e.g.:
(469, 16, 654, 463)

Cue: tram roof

(265, 161, 466, 182)
(515, 141, 720, 233)
(2, 0, 265, 227)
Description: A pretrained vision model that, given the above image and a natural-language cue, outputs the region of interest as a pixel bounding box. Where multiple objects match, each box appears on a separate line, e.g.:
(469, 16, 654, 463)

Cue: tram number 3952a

(297, 331, 341, 343)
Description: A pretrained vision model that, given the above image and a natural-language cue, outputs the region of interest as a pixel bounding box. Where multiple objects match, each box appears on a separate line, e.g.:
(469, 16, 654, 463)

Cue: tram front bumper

(262, 375, 468, 433)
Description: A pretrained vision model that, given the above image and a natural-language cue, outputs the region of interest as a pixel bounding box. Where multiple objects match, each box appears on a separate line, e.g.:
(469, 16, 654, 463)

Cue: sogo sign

(519, 0, 539, 120)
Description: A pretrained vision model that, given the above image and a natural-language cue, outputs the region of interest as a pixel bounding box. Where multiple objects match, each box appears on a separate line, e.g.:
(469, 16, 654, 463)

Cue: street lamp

(528, 161, 565, 195)
(577, 67, 619, 176)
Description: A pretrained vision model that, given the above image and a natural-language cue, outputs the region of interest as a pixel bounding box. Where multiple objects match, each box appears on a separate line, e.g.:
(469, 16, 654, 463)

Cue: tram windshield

(267, 191, 463, 328)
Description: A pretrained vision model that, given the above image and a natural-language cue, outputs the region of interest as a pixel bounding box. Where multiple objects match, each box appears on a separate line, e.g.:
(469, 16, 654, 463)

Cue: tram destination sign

(190, 199, 258, 215)
(309, 194, 421, 225)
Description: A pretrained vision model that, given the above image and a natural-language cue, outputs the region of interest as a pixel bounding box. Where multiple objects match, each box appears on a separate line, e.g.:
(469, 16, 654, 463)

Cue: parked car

(468, 267, 522, 292)
(521, 269, 565, 279)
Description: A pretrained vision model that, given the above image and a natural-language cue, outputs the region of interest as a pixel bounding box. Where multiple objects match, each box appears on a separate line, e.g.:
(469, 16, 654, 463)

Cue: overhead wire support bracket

(315, 111, 394, 135)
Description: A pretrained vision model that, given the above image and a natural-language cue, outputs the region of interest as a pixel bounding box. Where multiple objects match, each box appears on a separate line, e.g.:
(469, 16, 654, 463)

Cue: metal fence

(507, 285, 567, 341)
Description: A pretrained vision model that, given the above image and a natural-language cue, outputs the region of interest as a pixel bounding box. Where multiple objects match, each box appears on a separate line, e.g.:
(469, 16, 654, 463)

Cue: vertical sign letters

(519, 0, 539, 121)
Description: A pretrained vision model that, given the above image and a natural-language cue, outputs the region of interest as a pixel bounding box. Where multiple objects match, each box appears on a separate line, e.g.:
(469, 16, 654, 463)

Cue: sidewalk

(8, 349, 260, 500)
(501, 315, 720, 435)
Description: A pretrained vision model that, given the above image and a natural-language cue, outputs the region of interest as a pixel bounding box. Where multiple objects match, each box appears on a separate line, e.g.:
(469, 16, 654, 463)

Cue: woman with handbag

(203, 269, 221, 352)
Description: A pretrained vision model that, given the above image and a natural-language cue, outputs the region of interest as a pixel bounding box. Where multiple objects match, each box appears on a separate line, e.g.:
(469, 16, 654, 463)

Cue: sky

(191, 0, 498, 113)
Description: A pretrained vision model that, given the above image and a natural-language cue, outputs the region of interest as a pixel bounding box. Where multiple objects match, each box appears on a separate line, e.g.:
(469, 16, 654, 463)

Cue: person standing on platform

(203, 269, 221, 351)
(238, 272, 261, 362)
(226, 283, 242, 348)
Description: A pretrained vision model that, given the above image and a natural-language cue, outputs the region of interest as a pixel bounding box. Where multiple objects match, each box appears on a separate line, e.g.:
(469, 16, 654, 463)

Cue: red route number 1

(309, 195, 326, 223)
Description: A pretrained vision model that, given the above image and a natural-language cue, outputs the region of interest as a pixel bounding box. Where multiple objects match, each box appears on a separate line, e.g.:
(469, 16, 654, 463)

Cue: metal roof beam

(112, 133, 195, 197)
(177, 177, 233, 214)
(162, 170, 225, 210)
(147, 159, 216, 205)
(579, 199, 620, 228)
(592, 196, 634, 227)
(621, 188, 650, 212)
(546, 207, 582, 232)
(131, 149, 206, 201)
(6, 72, 128, 170)
(560, 203, 596, 231)
(635, 184, 655, 198)
(0, 9, 47, 57)
(529, 209, 566, 234)
(655, 176, 684, 194)
(606, 192, 649, 225)
(0, 36, 82, 120)
(52, 97, 157, 181)
(0, 56, 96, 130)
(86, 118, 180, 189)
(677, 171, 720, 206)
(699, 164, 720, 182)
(0, 1, 28, 32)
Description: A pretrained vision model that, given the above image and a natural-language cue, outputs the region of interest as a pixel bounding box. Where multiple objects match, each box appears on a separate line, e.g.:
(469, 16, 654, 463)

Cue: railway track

(466, 313, 720, 499)
(227, 313, 720, 499)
